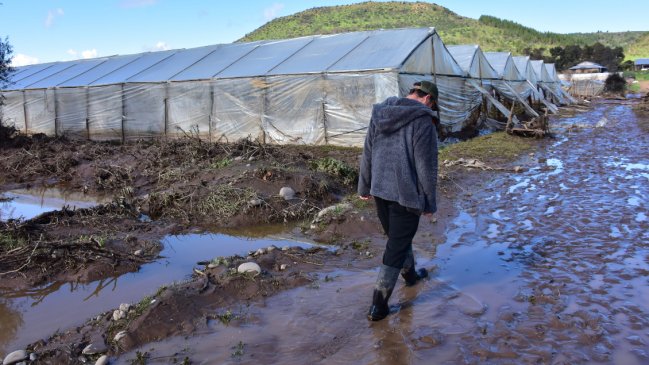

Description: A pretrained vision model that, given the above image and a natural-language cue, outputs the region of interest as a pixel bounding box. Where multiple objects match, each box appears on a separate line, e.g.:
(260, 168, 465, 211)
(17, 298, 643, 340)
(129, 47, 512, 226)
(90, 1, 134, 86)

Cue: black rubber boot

(368, 288, 393, 321)
(401, 267, 428, 286)
(368, 264, 399, 321)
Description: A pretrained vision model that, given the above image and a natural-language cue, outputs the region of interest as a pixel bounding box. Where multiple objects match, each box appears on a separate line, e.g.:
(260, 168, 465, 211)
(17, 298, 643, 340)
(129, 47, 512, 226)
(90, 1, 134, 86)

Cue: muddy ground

(1, 94, 647, 364)
(0, 120, 485, 362)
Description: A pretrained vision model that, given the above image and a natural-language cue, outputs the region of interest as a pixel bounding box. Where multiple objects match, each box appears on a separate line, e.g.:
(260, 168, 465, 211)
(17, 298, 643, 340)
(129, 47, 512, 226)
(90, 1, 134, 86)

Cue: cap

(414, 81, 438, 101)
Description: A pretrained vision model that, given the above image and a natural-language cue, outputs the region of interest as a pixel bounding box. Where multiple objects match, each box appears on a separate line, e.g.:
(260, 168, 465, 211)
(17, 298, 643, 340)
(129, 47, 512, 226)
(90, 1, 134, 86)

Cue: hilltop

(239, 1, 649, 60)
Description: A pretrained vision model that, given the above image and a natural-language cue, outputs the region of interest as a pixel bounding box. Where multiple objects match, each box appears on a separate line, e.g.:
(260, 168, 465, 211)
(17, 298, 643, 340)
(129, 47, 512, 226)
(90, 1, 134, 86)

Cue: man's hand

(359, 195, 372, 200)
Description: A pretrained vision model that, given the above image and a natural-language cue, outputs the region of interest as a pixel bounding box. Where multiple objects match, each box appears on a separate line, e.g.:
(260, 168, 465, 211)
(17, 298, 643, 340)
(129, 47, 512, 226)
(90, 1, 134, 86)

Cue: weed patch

(309, 157, 358, 186)
(439, 132, 534, 163)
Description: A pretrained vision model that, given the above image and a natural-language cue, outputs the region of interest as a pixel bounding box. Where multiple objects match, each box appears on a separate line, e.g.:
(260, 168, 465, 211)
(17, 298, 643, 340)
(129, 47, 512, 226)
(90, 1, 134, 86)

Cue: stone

(133, 249, 142, 256)
(255, 248, 265, 256)
(280, 264, 288, 271)
(112, 309, 126, 321)
(113, 331, 128, 342)
(119, 303, 131, 312)
(82, 341, 108, 355)
(2, 350, 27, 365)
(279, 186, 296, 200)
(266, 245, 276, 252)
(248, 198, 264, 207)
(28, 353, 37, 362)
(237, 262, 261, 274)
(313, 203, 353, 223)
(95, 355, 109, 365)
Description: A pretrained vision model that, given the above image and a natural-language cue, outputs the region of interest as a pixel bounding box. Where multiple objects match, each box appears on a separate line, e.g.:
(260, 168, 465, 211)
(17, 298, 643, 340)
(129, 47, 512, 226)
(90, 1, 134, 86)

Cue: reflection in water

(0, 230, 310, 354)
(0, 187, 110, 221)
(0, 300, 22, 353)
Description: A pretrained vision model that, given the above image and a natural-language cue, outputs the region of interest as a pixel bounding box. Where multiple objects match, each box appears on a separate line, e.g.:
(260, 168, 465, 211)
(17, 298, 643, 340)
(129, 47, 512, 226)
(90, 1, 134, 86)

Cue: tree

(1, 36, 14, 92)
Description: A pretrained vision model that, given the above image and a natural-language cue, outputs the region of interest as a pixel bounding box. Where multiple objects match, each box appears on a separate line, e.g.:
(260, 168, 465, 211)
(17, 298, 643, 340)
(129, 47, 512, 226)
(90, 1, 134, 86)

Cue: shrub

(604, 73, 626, 93)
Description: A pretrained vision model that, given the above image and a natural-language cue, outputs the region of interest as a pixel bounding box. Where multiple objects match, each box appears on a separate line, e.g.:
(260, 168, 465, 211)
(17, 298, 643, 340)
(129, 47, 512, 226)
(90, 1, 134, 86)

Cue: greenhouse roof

(483, 52, 524, 81)
(446, 45, 499, 79)
(4, 27, 464, 91)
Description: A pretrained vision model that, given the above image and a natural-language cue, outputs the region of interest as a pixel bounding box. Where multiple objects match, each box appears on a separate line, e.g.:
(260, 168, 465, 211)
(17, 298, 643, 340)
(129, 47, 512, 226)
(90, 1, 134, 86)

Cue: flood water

(0, 187, 110, 221)
(115, 100, 649, 364)
(0, 226, 310, 354)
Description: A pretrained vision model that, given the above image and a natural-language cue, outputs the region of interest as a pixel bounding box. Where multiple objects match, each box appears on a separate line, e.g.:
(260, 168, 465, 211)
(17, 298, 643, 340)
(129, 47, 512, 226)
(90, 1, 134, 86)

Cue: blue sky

(2, 0, 648, 66)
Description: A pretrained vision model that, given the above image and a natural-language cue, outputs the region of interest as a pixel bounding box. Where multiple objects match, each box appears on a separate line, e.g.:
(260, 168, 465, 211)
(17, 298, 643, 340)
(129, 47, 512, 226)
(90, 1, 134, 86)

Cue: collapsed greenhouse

(1, 27, 568, 146)
(483, 51, 539, 118)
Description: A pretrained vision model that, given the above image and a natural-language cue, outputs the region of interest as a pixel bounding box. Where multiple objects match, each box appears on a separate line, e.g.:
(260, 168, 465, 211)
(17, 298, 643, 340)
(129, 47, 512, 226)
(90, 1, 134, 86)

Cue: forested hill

(238, 1, 649, 59)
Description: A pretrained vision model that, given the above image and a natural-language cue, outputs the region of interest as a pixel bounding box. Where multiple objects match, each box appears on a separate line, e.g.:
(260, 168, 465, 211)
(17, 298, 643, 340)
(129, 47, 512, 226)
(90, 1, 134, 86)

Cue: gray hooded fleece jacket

(357, 96, 438, 214)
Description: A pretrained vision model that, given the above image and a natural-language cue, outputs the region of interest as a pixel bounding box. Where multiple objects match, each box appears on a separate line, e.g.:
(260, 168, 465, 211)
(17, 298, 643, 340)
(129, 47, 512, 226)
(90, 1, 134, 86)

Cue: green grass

(439, 132, 534, 163)
(309, 157, 358, 186)
(0, 232, 25, 251)
(210, 157, 232, 169)
(624, 71, 649, 80)
(624, 71, 649, 92)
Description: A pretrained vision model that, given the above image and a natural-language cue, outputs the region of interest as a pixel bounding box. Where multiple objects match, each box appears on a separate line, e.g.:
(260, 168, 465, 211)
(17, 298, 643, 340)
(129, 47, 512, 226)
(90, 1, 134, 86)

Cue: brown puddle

(0, 187, 111, 221)
(113, 101, 649, 364)
(0, 224, 311, 355)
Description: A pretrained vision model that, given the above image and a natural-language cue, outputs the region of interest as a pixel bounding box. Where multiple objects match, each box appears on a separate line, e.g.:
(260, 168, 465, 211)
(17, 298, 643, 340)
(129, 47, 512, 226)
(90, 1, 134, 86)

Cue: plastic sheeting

(1, 27, 565, 146)
(467, 79, 517, 123)
(55, 88, 88, 137)
(484, 52, 525, 81)
(482, 52, 538, 118)
(88, 85, 123, 141)
(0, 91, 26, 132)
(263, 75, 326, 145)
(489, 80, 539, 118)
(402, 32, 464, 76)
(5, 28, 442, 90)
(400, 74, 482, 133)
(568, 80, 605, 97)
(562, 72, 610, 97)
(167, 81, 212, 139)
(325, 73, 397, 146)
(447, 45, 499, 79)
(24, 89, 56, 136)
(211, 78, 264, 142)
(512, 56, 539, 89)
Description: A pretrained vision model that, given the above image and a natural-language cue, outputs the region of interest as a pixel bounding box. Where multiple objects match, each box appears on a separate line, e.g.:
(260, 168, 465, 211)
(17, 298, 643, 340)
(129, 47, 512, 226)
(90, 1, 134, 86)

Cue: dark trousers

(374, 197, 420, 269)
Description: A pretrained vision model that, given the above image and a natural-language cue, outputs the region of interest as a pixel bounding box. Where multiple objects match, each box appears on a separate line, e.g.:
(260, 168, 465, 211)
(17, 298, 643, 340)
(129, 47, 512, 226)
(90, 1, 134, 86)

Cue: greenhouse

(483, 51, 539, 118)
(446, 44, 518, 127)
(1, 27, 479, 146)
(1, 27, 568, 145)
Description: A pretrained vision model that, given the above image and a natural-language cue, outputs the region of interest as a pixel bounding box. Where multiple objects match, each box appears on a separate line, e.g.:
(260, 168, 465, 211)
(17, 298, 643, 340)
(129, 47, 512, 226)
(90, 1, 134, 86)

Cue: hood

(372, 96, 435, 134)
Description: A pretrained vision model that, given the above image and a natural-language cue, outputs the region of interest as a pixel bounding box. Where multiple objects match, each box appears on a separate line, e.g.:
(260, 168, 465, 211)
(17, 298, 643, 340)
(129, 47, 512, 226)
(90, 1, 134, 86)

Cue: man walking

(358, 81, 439, 321)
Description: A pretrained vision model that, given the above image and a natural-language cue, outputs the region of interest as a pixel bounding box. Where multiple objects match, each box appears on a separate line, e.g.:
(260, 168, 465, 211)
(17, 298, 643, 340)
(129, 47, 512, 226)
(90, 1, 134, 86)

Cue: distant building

(635, 58, 649, 71)
(569, 61, 607, 73)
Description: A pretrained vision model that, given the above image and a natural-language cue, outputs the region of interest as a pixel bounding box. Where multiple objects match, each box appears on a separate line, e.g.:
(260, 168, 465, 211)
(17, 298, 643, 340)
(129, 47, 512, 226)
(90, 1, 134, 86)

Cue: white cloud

(10, 53, 40, 67)
(45, 8, 64, 28)
(264, 3, 285, 21)
(66, 49, 99, 59)
(119, 0, 157, 8)
(81, 49, 98, 59)
(153, 41, 171, 51)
